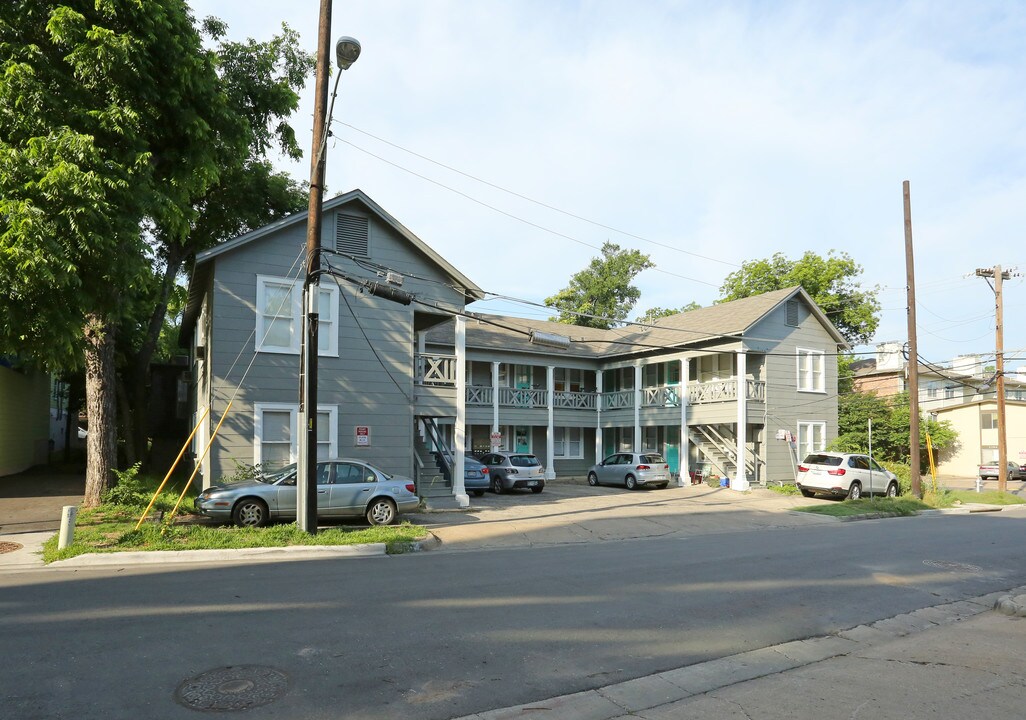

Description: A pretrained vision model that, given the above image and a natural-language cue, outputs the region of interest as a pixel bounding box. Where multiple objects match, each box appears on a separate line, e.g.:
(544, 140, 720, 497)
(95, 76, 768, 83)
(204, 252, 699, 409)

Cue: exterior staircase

(414, 418, 460, 509)
(689, 424, 762, 485)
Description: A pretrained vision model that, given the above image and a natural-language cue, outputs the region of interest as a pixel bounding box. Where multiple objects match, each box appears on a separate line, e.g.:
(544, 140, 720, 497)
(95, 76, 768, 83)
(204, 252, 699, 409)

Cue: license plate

(527, 481, 538, 487)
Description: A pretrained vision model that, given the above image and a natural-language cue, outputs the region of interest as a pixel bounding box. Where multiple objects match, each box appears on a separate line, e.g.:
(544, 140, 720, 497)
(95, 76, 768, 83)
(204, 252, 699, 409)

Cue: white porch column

(454, 316, 469, 507)
(595, 369, 603, 463)
(634, 363, 642, 451)
(679, 358, 690, 487)
(491, 361, 500, 449)
(546, 365, 555, 480)
(733, 350, 749, 491)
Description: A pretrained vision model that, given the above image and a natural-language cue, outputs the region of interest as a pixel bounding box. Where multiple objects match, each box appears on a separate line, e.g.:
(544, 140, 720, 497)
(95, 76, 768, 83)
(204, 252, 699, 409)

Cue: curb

(48, 542, 389, 567)
(448, 586, 1026, 720)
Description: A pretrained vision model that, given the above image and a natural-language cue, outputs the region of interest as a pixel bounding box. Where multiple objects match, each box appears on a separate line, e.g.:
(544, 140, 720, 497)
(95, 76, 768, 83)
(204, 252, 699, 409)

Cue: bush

(220, 460, 264, 484)
(880, 461, 911, 496)
(101, 463, 148, 507)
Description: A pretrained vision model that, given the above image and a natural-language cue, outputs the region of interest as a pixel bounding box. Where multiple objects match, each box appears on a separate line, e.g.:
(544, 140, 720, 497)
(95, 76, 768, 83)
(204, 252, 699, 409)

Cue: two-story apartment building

(180, 190, 847, 501)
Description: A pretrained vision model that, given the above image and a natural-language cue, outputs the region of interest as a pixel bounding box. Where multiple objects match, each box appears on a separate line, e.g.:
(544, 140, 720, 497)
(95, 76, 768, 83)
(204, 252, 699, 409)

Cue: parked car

(588, 452, 670, 490)
(464, 457, 490, 497)
(795, 452, 898, 499)
(195, 458, 420, 527)
(476, 451, 546, 493)
(978, 461, 1026, 481)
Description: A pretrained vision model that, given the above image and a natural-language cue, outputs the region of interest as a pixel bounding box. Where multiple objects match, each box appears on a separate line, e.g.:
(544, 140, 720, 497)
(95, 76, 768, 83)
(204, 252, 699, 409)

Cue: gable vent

(335, 213, 369, 257)
(786, 299, 800, 327)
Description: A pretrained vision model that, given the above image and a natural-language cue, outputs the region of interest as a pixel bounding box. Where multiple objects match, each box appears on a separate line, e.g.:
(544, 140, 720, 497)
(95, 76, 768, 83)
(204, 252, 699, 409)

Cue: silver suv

(795, 452, 898, 499)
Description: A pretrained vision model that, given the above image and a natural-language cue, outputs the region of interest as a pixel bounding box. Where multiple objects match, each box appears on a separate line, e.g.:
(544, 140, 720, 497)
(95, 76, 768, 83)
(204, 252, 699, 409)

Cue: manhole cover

(0, 541, 22, 554)
(175, 666, 289, 712)
(923, 559, 982, 573)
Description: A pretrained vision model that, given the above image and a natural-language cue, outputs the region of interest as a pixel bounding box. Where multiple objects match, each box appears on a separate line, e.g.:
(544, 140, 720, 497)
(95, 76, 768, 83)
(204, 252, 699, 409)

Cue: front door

(514, 426, 531, 453)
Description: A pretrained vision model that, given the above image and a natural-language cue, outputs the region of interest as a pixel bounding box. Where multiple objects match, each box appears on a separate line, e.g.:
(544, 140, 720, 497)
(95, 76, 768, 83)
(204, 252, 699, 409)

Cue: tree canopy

(635, 303, 701, 324)
(830, 391, 958, 467)
(717, 250, 881, 346)
(545, 242, 654, 329)
(0, 2, 312, 502)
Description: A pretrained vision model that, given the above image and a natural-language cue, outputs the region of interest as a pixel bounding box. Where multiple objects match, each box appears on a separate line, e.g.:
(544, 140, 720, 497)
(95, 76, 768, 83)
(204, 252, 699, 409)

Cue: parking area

(405, 481, 837, 552)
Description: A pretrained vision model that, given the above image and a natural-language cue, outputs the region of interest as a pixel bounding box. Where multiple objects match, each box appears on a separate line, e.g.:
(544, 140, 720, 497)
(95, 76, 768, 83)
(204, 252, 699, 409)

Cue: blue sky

(189, 0, 1026, 371)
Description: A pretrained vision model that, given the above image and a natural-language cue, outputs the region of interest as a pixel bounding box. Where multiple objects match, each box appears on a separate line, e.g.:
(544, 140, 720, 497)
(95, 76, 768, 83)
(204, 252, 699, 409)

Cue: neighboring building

(180, 189, 848, 501)
(852, 342, 1026, 475)
(0, 359, 51, 476)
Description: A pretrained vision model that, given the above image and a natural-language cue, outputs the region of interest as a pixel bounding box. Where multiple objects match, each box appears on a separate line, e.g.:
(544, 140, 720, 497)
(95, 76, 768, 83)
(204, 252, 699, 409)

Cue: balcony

(415, 354, 765, 411)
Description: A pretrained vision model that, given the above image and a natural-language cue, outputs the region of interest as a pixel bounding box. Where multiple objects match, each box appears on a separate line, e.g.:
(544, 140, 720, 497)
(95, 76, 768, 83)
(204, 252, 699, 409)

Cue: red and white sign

(354, 426, 371, 447)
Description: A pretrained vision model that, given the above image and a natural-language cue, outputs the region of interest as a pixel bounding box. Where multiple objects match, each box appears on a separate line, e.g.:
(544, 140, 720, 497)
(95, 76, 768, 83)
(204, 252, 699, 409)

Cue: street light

(298, 4, 360, 534)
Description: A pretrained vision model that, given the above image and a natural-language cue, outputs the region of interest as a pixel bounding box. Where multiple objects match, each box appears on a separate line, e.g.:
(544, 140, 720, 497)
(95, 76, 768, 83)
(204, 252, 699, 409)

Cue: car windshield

(260, 463, 297, 484)
(640, 454, 665, 464)
(509, 455, 540, 467)
(803, 454, 842, 466)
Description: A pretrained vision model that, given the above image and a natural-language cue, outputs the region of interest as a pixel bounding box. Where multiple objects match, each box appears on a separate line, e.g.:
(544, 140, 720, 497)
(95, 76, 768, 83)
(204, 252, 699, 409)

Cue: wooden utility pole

(976, 265, 1011, 493)
(903, 181, 922, 498)
(298, 0, 333, 534)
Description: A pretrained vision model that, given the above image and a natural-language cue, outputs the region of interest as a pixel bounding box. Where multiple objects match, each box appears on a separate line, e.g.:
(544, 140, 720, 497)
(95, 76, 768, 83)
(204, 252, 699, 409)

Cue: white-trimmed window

(796, 348, 825, 393)
(255, 276, 339, 356)
(797, 421, 826, 458)
(254, 403, 338, 467)
(553, 427, 583, 459)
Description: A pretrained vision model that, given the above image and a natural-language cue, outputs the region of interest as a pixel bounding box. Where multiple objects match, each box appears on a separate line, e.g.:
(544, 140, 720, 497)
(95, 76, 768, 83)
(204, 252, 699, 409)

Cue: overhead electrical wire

(336, 121, 739, 268)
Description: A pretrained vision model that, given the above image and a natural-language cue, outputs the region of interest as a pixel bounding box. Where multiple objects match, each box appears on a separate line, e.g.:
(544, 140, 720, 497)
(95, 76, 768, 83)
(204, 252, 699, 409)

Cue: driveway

(0, 469, 84, 536)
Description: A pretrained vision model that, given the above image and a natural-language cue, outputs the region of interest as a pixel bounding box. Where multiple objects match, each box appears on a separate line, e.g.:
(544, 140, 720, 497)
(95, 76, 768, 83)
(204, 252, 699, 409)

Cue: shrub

(101, 463, 148, 507)
(220, 460, 264, 484)
(880, 461, 911, 496)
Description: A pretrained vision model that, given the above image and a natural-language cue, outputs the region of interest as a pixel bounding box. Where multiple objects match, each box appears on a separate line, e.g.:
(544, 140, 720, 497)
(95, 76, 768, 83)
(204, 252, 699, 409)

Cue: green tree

(546, 242, 654, 329)
(635, 303, 701, 324)
(1, 1, 231, 504)
(118, 21, 312, 466)
(718, 250, 881, 346)
(831, 391, 958, 468)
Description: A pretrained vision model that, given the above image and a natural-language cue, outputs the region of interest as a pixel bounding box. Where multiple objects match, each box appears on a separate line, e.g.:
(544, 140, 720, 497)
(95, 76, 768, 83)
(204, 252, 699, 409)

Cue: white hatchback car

(795, 452, 898, 500)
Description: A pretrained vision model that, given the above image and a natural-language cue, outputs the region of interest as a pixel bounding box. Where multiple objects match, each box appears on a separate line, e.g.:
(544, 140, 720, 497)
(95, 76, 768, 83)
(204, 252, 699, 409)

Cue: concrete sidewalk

(453, 588, 1026, 720)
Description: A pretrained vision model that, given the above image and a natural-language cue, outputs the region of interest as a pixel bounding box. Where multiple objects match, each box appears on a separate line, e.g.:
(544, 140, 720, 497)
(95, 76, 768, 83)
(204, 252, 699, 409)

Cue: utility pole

(298, 0, 333, 534)
(903, 181, 922, 498)
(976, 265, 1012, 493)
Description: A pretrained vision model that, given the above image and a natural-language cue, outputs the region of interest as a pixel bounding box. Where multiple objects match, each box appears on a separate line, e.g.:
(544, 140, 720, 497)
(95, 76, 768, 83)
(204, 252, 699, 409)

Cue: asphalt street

(3, 501, 1026, 719)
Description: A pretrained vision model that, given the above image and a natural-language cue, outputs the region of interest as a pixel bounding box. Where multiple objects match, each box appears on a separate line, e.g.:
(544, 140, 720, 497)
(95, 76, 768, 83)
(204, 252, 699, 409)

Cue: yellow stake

(135, 406, 210, 531)
(925, 432, 938, 495)
(169, 401, 234, 523)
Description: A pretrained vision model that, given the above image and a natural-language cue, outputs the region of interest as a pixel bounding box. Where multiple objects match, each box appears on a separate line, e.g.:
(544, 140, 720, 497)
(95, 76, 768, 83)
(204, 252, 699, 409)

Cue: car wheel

(587, 472, 599, 487)
(847, 482, 862, 500)
(531, 486, 544, 494)
(366, 497, 397, 526)
(799, 488, 815, 498)
(491, 477, 504, 494)
(232, 498, 269, 528)
(885, 482, 898, 498)
(625, 475, 638, 490)
(472, 489, 485, 497)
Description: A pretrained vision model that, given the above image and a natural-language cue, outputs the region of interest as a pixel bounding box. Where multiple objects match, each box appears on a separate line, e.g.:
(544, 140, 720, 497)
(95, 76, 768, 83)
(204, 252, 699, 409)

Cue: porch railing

(498, 387, 547, 408)
(602, 389, 634, 409)
(415, 354, 456, 386)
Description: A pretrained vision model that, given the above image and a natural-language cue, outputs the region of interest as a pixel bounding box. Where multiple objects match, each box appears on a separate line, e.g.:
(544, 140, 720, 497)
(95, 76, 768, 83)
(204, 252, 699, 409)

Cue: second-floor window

(256, 276, 339, 356)
(796, 349, 825, 393)
(981, 411, 998, 430)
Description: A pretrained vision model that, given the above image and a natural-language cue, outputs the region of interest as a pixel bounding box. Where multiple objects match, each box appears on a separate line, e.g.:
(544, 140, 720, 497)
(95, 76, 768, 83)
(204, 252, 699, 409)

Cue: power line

(336, 121, 739, 269)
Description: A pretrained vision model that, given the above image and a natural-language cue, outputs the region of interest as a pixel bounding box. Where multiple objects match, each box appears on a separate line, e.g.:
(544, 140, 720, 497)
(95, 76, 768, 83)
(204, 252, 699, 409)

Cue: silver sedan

(195, 459, 420, 527)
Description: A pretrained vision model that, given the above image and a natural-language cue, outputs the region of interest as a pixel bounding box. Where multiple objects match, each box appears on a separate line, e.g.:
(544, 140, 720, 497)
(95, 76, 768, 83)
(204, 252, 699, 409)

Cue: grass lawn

(784, 486, 1026, 518)
(43, 505, 428, 563)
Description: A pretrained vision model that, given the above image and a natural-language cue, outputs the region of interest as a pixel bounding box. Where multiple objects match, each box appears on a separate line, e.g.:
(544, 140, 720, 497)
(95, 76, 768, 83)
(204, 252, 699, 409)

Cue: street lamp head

(336, 36, 361, 70)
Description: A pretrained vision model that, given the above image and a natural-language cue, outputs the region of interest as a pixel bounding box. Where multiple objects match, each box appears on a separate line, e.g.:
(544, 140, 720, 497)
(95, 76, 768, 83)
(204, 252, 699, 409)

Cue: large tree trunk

(126, 248, 184, 468)
(83, 314, 118, 508)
